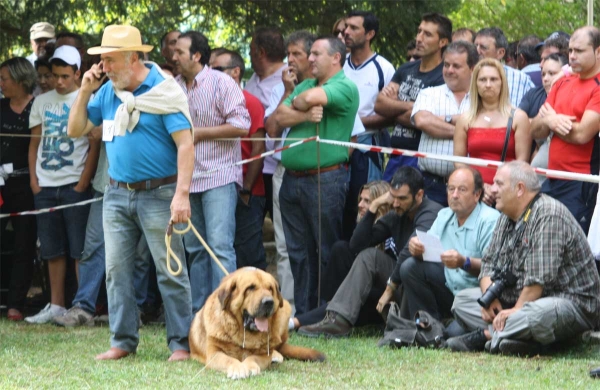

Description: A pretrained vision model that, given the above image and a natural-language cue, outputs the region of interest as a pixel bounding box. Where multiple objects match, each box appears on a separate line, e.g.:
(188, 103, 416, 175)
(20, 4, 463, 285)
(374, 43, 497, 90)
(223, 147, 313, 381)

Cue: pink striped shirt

(176, 66, 251, 193)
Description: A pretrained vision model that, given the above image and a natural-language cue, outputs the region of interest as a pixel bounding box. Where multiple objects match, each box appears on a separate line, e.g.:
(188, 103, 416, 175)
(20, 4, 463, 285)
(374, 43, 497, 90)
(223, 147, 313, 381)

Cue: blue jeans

(74, 191, 152, 315)
(186, 183, 237, 313)
(280, 167, 347, 315)
(34, 183, 91, 260)
(103, 182, 192, 353)
(234, 194, 266, 270)
(423, 174, 448, 207)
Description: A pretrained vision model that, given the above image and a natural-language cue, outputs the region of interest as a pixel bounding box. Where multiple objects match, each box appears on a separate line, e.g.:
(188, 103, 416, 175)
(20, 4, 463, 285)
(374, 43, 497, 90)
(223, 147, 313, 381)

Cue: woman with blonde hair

(454, 58, 531, 205)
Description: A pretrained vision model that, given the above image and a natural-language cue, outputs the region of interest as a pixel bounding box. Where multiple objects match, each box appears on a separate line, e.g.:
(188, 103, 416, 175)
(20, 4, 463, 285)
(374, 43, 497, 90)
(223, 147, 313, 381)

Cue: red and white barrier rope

(4, 135, 598, 218)
(0, 197, 102, 219)
(317, 137, 600, 184)
(192, 136, 318, 178)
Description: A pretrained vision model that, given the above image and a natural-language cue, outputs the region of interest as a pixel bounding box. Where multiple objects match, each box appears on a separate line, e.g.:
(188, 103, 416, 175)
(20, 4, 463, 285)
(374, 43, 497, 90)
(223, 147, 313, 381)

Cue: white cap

(50, 45, 81, 69)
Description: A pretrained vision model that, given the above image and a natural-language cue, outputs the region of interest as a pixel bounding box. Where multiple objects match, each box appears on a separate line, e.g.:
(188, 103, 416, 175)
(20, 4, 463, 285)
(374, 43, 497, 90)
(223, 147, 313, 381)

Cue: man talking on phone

(67, 25, 195, 362)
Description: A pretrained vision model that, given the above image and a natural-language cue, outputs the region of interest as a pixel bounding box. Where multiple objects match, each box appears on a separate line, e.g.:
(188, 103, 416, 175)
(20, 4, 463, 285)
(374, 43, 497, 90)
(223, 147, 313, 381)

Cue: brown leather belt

(286, 164, 346, 178)
(109, 174, 178, 191)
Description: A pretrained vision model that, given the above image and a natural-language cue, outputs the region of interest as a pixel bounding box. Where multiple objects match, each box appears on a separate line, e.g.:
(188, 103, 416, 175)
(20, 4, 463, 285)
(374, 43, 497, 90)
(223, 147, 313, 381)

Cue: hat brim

(31, 33, 55, 40)
(87, 44, 153, 55)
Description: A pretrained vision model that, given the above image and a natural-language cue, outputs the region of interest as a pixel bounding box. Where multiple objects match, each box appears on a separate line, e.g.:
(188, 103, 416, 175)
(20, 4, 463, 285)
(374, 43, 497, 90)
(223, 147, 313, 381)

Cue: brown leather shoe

(95, 347, 133, 360)
(168, 349, 190, 361)
(297, 311, 351, 338)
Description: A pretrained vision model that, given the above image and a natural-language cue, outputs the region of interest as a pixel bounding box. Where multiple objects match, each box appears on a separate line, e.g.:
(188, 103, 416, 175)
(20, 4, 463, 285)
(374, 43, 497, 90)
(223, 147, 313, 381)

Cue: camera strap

(498, 193, 541, 270)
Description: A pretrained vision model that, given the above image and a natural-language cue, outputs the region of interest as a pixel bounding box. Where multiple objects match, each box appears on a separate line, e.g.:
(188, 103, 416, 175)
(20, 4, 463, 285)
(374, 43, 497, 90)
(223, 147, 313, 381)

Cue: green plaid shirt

(481, 194, 600, 321)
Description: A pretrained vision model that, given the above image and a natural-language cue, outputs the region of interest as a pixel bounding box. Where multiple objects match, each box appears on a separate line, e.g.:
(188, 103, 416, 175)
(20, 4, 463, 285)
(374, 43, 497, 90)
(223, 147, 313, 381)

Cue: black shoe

(498, 339, 542, 356)
(297, 311, 351, 338)
(445, 329, 488, 352)
(590, 367, 600, 378)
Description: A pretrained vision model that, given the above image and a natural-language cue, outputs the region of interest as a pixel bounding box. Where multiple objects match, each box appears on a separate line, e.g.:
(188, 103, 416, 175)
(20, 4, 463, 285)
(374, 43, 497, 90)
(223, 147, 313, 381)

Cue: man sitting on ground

(401, 167, 499, 322)
(446, 161, 600, 355)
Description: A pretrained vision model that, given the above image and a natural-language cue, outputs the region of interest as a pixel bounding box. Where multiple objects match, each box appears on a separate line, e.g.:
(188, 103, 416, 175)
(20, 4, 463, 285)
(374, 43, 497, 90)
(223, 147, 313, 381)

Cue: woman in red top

(454, 58, 531, 205)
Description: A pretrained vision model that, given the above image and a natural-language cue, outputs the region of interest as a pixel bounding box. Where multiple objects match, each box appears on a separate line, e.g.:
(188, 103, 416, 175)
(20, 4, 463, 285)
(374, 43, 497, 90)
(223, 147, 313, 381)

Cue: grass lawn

(1, 320, 599, 389)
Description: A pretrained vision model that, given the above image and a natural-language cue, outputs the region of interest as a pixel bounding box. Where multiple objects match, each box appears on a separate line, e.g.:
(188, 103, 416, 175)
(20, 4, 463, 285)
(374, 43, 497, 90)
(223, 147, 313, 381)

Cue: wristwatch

(239, 188, 251, 195)
(387, 277, 398, 291)
(445, 115, 452, 124)
(463, 256, 471, 271)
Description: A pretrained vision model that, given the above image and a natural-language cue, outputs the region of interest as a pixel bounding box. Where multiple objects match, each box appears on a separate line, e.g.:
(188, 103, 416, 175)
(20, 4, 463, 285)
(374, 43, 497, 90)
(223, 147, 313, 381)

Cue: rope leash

(165, 219, 230, 277)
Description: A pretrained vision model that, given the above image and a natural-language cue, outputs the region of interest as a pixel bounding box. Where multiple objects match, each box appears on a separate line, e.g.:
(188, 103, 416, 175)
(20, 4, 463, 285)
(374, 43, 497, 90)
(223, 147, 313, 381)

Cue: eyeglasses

(446, 186, 470, 195)
(211, 66, 236, 72)
(334, 29, 344, 36)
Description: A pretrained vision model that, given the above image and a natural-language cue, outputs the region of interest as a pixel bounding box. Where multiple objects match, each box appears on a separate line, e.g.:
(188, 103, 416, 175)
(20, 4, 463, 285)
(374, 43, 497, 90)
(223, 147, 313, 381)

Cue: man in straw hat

(68, 25, 195, 361)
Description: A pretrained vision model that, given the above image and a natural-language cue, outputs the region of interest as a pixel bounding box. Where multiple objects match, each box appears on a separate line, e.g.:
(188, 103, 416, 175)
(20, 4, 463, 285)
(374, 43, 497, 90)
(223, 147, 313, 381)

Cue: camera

(477, 267, 518, 309)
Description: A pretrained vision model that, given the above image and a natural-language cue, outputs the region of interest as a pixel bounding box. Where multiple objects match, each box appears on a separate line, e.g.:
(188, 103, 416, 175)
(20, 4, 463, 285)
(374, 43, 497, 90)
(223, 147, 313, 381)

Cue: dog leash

(165, 219, 230, 277)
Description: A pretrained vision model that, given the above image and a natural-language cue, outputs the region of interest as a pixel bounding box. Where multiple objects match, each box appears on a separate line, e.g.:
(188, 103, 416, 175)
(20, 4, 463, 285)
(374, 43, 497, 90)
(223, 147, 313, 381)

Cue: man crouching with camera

(445, 161, 600, 356)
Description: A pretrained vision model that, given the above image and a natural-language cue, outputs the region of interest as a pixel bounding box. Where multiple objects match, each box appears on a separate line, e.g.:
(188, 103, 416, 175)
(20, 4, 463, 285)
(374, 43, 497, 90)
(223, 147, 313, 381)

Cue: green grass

(1, 320, 599, 389)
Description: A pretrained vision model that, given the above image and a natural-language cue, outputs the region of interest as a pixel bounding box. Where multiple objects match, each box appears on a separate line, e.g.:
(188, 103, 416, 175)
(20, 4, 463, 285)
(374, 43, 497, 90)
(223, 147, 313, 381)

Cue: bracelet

(387, 277, 398, 291)
(463, 256, 471, 271)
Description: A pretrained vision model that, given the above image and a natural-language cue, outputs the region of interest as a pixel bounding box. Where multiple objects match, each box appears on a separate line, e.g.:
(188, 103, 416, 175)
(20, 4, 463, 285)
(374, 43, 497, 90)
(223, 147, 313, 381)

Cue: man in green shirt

(268, 36, 359, 314)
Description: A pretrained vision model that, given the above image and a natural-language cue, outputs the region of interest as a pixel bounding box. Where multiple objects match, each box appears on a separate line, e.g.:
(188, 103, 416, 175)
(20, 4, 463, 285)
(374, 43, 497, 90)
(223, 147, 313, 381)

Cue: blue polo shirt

(427, 202, 500, 294)
(87, 63, 190, 182)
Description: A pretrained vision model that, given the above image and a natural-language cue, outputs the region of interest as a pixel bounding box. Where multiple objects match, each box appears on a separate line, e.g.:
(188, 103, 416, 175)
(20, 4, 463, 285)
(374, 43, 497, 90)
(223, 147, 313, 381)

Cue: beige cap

(30, 22, 55, 40)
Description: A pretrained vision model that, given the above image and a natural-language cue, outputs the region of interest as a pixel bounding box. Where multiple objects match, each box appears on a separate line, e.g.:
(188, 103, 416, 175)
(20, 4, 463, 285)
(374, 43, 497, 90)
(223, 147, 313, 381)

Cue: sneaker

(24, 303, 66, 324)
(498, 339, 542, 356)
(445, 329, 488, 352)
(297, 311, 351, 338)
(53, 305, 94, 327)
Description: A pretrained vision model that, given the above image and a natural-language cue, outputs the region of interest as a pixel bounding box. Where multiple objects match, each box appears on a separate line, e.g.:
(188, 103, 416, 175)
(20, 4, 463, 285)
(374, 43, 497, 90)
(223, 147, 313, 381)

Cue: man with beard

(67, 25, 195, 361)
(161, 30, 180, 73)
(297, 167, 443, 337)
(341, 10, 395, 237)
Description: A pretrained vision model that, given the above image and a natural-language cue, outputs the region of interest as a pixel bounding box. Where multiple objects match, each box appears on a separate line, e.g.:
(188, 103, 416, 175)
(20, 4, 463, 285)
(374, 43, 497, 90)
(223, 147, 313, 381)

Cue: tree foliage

(1, 0, 461, 67)
(450, 0, 598, 42)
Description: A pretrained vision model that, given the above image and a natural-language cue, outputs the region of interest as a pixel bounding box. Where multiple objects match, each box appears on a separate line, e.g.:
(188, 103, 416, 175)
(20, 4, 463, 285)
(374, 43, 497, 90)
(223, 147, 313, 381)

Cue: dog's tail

(278, 343, 326, 362)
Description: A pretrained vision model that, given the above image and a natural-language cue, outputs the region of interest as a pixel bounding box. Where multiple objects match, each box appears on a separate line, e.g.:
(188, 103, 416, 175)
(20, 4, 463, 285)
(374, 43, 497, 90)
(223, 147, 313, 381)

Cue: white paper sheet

(416, 229, 443, 262)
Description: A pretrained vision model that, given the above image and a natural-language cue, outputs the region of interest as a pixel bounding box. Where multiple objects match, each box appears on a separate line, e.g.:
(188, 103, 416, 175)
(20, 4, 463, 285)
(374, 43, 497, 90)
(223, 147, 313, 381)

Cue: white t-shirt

(344, 53, 395, 131)
(29, 89, 90, 187)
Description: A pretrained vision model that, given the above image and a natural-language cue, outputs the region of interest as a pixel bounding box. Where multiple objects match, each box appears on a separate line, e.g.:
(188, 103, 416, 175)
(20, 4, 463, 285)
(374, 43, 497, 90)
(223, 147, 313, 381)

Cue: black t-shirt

(390, 60, 444, 150)
(518, 86, 547, 119)
(1, 98, 34, 171)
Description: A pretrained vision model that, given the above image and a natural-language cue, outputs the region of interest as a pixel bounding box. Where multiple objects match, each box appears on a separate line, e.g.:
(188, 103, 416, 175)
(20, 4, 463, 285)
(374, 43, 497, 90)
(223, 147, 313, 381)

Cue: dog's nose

(261, 297, 274, 312)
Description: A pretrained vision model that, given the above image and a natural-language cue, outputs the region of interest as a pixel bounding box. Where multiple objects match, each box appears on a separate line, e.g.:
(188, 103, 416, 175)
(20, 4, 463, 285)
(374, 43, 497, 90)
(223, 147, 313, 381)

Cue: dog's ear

(275, 281, 283, 308)
(218, 279, 236, 310)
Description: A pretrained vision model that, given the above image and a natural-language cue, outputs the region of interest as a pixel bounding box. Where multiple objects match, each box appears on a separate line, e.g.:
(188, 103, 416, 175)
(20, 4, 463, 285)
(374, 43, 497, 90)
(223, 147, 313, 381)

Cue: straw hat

(88, 25, 153, 55)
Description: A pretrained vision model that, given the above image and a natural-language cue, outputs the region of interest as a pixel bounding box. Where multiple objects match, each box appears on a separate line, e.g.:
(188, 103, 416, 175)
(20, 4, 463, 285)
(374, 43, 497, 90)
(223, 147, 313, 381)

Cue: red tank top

(467, 127, 516, 184)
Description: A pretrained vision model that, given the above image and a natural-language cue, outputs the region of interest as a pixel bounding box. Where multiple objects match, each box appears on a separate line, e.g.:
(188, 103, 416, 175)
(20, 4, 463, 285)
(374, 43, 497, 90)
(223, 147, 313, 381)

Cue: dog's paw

(227, 361, 250, 380)
(271, 350, 284, 364)
(244, 360, 261, 376)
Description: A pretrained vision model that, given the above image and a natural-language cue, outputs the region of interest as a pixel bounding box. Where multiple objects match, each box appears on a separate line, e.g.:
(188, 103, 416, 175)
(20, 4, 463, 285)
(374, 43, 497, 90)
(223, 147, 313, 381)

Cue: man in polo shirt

(342, 10, 395, 236)
(173, 31, 250, 313)
(268, 36, 359, 314)
(68, 25, 195, 361)
(411, 40, 477, 205)
(474, 27, 534, 106)
(530, 26, 600, 235)
(400, 167, 499, 321)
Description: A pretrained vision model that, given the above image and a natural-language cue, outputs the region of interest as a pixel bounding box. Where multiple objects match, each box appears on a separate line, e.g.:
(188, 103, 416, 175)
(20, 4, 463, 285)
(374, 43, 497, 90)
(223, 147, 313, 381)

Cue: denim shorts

(34, 183, 91, 260)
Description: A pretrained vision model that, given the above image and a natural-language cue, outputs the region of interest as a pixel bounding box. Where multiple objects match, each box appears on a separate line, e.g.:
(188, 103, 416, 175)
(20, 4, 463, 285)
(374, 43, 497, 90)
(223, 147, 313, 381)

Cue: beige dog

(189, 267, 325, 379)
